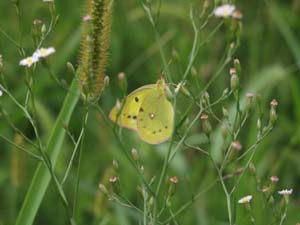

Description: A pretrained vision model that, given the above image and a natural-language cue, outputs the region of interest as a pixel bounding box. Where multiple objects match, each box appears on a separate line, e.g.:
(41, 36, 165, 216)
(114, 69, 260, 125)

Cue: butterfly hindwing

(137, 91, 174, 144)
(109, 84, 156, 130)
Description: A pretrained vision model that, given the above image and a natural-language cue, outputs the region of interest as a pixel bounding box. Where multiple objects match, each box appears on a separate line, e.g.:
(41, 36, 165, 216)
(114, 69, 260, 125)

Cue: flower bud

(112, 159, 119, 171)
(222, 88, 229, 96)
(249, 163, 256, 175)
(191, 67, 197, 77)
(221, 123, 228, 139)
(41, 24, 47, 36)
(66, 62, 76, 75)
(245, 92, 254, 111)
(168, 176, 178, 197)
(131, 148, 139, 161)
(202, 92, 210, 105)
(104, 75, 110, 89)
(118, 72, 127, 93)
(234, 58, 241, 75)
(200, 114, 212, 135)
(257, 118, 262, 131)
(269, 99, 278, 125)
(222, 107, 229, 118)
(230, 73, 239, 92)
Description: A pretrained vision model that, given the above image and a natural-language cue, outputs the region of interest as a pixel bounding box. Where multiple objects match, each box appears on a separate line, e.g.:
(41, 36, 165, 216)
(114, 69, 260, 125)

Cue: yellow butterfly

(109, 78, 174, 144)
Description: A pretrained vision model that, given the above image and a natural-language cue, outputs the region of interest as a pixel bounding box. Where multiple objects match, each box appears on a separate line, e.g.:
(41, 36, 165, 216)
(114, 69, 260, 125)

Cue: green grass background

(0, 0, 300, 224)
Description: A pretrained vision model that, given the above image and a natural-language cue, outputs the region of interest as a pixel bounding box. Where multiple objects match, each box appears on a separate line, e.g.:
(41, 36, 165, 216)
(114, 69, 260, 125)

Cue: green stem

(15, 79, 80, 225)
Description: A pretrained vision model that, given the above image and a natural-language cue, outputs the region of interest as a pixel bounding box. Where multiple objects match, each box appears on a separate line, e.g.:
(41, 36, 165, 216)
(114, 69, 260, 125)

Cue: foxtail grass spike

(78, 0, 113, 101)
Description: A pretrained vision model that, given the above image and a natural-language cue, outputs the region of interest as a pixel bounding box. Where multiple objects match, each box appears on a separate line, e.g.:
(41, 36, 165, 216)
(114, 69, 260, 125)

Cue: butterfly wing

(109, 84, 156, 130)
(137, 91, 174, 144)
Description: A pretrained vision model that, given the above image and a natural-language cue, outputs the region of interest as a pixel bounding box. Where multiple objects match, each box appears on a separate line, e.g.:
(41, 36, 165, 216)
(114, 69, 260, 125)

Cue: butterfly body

(109, 79, 174, 144)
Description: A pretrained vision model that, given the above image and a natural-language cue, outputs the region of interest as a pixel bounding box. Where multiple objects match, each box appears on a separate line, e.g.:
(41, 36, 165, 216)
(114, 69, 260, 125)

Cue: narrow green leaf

(15, 79, 80, 225)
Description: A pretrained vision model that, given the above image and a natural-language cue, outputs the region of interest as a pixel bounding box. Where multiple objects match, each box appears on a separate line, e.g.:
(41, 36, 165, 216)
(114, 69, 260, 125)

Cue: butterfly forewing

(109, 84, 156, 130)
(137, 91, 174, 144)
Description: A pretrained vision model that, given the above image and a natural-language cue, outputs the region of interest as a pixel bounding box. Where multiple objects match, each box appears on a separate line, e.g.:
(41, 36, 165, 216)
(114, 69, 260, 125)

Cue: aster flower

(238, 195, 253, 204)
(33, 47, 55, 58)
(214, 4, 236, 18)
(19, 56, 39, 67)
(278, 189, 293, 195)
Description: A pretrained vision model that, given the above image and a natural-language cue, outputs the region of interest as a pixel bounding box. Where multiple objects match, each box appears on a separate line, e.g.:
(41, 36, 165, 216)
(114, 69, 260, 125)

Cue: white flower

(19, 56, 39, 67)
(238, 195, 253, 204)
(33, 47, 55, 58)
(278, 189, 293, 195)
(214, 4, 236, 18)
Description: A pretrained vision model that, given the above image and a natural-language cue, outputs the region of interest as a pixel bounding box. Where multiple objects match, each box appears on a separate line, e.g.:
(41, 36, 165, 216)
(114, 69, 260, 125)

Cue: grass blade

(15, 79, 80, 225)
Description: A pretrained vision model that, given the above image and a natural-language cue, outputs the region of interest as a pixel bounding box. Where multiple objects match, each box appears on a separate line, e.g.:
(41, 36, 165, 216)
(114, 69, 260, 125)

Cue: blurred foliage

(0, 0, 300, 225)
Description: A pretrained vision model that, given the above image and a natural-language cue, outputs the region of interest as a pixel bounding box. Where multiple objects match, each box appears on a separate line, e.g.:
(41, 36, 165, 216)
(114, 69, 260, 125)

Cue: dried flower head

(238, 195, 252, 204)
(169, 176, 178, 184)
(200, 114, 208, 121)
(270, 99, 278, 107)
(232, 10, 243, 19)
(231, 140, 242, 151)
(109, 176, 118, 183)
(262, 186, 270, 193)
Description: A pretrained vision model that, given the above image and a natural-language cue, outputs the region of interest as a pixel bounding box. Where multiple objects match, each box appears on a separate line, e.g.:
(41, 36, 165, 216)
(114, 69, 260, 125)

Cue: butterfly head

(156, 78, 172, 99)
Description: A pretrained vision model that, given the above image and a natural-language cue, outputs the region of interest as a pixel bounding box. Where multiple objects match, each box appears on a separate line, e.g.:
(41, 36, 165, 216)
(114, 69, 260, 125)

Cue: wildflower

(278, 189, 293, 195)
(109, 176, 118, 183)
(83, 15, 92, 21)
(19, 56, 39, 67)
(33, 47, 55, 58)
(270, 176, 279, 183)
(238, 195, 252, 204)
(270, 99, 278, 107)
(169, 176, 178, 184)
(232, 10, 243, 19)
(262, 186, 270, 193)
(214, 4, 236, 18)
(231, 140, 242, 151)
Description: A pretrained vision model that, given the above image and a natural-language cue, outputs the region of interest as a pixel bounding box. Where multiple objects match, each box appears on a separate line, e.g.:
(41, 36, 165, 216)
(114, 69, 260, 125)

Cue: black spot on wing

(135, 97, 139, 102)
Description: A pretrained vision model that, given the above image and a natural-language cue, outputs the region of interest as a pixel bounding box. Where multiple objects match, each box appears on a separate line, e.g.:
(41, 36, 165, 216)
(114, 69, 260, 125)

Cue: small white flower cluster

(278, 189, 293, 195)
(238, 188, 293, 205)
(238, 195, 252, 204)
(19, 47, 55, 67)
(214, 4, 242, 19)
